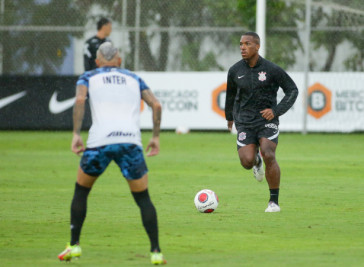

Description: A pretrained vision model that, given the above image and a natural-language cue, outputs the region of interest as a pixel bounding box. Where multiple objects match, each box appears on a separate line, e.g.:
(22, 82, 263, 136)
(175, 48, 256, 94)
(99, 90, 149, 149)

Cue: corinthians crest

(258, 71, 267, 81)
(238, 132, 246, 141)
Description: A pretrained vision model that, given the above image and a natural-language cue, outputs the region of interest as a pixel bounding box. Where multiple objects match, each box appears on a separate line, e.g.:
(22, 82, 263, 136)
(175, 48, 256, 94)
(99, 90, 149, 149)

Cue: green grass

(0, 131, 363, 266)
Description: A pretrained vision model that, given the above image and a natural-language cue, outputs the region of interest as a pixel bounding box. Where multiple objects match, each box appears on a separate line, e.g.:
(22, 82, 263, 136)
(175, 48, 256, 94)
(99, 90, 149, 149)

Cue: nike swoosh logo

(0, 91, 27, 109)
(49, 91, 75, 114)
(238, 75, 245, 79)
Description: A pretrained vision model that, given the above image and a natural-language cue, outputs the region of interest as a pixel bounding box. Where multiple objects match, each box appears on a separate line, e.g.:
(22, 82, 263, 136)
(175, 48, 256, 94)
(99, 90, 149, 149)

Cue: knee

(240, 157, 255, 169)
(261, 150, 276, 165)
(132, 189, 153, 209)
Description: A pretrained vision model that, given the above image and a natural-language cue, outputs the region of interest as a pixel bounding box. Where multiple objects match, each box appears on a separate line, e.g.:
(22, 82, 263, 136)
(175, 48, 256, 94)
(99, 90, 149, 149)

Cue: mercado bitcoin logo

(308, 82, 332, 119)
(212, 83, 227, 118)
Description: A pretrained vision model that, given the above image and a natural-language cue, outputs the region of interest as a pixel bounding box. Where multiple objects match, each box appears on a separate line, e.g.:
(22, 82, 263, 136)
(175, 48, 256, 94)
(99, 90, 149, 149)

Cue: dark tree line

(1, 0, 362, 74)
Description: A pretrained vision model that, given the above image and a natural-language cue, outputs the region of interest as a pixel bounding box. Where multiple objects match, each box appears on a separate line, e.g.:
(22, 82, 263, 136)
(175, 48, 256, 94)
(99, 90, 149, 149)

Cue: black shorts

(235, 123, 279, 149)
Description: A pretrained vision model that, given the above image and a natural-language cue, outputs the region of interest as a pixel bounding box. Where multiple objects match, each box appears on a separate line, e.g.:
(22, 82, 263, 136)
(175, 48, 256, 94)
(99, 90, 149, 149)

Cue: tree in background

(0, 0, 86, 75)
(76, 0, 239, 71)
(93, 0, 302, 71)
(237, 0, 302, 70)
(310, 0, 364, 71)
(1, 0, 362, 74)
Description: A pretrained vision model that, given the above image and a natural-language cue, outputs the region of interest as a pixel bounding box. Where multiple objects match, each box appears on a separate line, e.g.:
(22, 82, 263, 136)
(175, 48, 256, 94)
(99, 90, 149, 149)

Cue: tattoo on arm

(142, 89, 162, 137)
(73, 85, 88, 135)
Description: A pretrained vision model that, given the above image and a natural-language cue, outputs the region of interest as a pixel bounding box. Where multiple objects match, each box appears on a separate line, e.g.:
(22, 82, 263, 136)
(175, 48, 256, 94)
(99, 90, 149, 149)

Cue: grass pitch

(0, 131, 363, 266)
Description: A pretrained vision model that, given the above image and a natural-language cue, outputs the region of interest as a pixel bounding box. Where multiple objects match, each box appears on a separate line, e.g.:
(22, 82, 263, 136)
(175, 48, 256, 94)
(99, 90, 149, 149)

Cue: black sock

(70, 183, 91, 245)
(269, 188, 279, 205)
(132, 189, 160, 253)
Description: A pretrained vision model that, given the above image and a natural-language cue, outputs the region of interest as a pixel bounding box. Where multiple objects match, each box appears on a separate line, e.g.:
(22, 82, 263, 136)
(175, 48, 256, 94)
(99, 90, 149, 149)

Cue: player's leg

(58, 169, 98, 261)
(128, 174, 160, 252)
(126, 172, 159, 250)
(116, 144, 165, 264)
(236, 127, 259, 169)
(70, 146, 113, 246)
(258, 124, 281, 212)
(70, 167, 98, 246)
(128, 175, 166, 264)
(59, 147, 110, 261)
(259, 138, 280, 190)
(238, 144, 257, 169)
(235, 126, 264, 181)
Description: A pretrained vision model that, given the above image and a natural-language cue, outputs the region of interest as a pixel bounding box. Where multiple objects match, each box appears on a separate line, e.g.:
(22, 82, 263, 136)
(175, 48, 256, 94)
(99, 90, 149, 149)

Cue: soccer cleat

(58, 243, 82, 261)
(265, 201, 281, 212)
(253, 151, 264, 182)
(151, 251, 167, 265)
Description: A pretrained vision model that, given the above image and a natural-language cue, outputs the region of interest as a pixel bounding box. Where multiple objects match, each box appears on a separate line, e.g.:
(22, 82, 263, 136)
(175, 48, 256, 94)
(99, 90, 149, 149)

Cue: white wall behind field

(137, 72, 364, 132)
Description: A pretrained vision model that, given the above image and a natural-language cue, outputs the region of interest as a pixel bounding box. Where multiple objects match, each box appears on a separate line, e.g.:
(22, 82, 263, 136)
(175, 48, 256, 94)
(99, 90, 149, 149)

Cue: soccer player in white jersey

(58, 42, 166, 265)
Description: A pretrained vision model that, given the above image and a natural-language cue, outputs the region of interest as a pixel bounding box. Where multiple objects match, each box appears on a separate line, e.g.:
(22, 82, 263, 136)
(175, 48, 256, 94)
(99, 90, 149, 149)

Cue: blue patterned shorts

(80, 143, 148, 179)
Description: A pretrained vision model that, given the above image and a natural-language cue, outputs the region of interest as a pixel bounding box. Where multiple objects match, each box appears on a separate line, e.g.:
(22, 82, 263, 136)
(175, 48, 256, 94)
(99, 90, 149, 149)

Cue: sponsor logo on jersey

(265, 123, 278, 130)
(238, 132, 246, 141)
(107, 131, 136, 137)
(258, 71, 267, 81)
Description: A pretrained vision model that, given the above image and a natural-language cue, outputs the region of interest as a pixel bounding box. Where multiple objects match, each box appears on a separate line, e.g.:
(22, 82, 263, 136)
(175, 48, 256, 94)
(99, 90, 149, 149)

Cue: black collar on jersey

(243, 56, 263, 68)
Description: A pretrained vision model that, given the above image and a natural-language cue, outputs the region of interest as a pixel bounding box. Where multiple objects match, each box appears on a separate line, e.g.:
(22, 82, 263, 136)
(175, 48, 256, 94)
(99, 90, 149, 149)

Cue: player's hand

(146, 137, 160, 157)
(227, 121, 234, 131)
(71, 134, 85, 156)
(260, 109, 275, 121)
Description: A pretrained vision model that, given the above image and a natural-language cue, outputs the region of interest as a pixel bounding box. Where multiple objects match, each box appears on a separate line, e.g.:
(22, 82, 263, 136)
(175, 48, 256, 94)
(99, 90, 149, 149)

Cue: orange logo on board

(212, 83, 227, 118)
(308, 82, 332, 119)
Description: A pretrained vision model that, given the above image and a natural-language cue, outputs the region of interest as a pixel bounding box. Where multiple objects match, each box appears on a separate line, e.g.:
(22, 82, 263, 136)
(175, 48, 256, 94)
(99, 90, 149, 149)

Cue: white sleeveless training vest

(76, 67, 149, 148)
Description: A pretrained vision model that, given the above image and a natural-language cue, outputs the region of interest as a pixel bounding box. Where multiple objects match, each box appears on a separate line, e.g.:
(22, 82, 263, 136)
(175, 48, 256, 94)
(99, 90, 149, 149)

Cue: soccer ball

(194, 189, 219, 213)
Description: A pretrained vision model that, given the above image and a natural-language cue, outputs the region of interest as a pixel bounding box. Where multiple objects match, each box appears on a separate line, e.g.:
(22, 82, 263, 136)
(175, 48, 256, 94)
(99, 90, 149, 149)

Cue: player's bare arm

(142, 89, 162, 156)
(72, 84, 88, 155)
(227, 120, 234, 131)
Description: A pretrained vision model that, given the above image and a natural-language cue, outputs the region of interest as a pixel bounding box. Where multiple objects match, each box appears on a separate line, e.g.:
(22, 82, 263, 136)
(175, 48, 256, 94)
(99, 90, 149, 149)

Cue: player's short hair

(97, 17, 111, 31)
(243, 32, 260, 45)
(97, 42, 118, 61)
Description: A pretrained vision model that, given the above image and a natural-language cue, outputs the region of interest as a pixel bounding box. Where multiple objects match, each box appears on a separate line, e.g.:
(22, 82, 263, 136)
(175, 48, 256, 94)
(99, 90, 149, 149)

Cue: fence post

(302, 0, 311, 134)
(121, 0, 127, 69)
(0, 0, 4, 75)
(134, 0, 140, 71)
(256, 0, 266, 58)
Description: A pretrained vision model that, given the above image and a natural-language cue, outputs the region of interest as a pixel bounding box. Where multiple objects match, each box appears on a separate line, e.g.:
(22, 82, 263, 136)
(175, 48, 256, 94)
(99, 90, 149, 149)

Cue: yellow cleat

(150, 251, 167, 265)
(58, 243, 82, 261)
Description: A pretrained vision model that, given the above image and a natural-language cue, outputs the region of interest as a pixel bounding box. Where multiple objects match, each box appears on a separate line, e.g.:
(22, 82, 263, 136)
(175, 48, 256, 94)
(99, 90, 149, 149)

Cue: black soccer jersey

(225, 56, 298, 127)
(83, 36, 111, 71)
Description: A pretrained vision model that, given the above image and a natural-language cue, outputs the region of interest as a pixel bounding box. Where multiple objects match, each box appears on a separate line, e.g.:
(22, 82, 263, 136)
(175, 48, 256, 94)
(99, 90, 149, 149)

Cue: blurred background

(0, 0, 363, 75)
(0, 0, 363, 132)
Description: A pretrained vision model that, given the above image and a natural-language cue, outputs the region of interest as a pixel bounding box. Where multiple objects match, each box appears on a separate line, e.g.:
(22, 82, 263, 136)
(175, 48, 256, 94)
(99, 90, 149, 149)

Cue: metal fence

(0, 0, 363, 75)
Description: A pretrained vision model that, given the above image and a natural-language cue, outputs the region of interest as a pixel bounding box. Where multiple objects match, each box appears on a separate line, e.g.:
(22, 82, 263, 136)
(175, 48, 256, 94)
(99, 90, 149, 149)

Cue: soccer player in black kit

(225, 32, 298, 212)
(83, 17, 112, 71)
